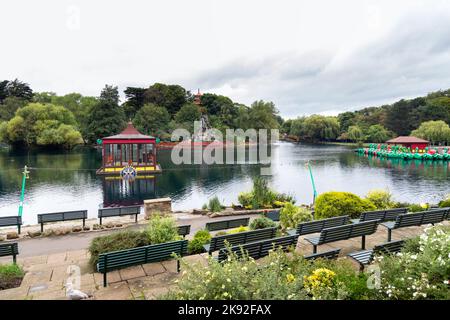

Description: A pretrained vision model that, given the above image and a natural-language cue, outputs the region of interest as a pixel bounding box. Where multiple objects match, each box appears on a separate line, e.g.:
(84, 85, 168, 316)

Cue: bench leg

(387, 229, 392, 242)
(13, 254, 17, 264)
(313, 245, 317, 254)
(135, 214, 138, 223)
(100, 217, 102, 225)
(41, 223, 44, 233)
(361, 235, 366, 250)
(359, 263, 365, 272)
(18, 225, 21, 235)
(103, 272, 107, 287)
(177, 260, 181, 273)
(83, 219, 85, 228)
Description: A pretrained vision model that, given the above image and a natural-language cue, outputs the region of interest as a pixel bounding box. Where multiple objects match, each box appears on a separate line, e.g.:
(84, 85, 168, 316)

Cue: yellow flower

(286, 273, 295, 283)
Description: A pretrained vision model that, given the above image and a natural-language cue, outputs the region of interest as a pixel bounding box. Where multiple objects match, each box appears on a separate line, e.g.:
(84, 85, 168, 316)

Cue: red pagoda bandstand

(96, 122, 161, 175)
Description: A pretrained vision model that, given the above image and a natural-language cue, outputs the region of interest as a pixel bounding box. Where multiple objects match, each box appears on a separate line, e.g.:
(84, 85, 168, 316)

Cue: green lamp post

(18, 165, 30, 217)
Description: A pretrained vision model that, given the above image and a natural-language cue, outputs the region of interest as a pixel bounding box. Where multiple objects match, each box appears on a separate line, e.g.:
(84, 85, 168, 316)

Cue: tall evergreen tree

(86, 85, 126, 143)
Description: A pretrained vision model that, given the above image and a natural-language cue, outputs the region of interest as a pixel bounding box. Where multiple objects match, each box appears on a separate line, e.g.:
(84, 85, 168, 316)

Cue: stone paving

(0, 221, 447, 300)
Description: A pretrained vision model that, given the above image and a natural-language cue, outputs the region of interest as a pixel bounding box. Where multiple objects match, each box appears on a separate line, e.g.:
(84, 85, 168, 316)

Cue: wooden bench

(287, 215, 349, 236)
(177, 225, 191, 238)
(347, 240, 405, 271)
(304, 220, 379, 253)
(304, 248, 341, 261)
(264, 209, 281, 221)
(37, 210, 88, 232)
(97, 239, 188, 287)
(204, 227, 278, 255)
(98, 206, 141, 225)
(0, 216, 22, 234)
(205, 217, 250, 232)
(351, 208, 408, 223)
(0, 242, 19, 263)
(217, 234, 299, 262)
(381, 209, 448, 241)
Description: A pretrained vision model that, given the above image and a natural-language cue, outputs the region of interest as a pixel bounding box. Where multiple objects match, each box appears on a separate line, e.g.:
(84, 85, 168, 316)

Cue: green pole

(18, 165, 29, 217)
(306, 162, 318, 204)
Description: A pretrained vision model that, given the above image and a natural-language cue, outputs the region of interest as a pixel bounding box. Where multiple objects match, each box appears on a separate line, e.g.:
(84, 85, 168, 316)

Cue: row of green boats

(357, 144, 450, 161)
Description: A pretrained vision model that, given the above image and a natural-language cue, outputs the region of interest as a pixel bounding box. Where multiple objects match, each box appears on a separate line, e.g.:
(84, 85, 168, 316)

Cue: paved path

(0, 213, 258, 259)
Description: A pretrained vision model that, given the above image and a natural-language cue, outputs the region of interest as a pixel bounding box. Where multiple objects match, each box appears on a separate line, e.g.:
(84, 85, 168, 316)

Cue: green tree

(0, 97, 27, 121)
(133, 103, 171, 137)
(0, 79, 33, 102)
(302, 115, 340, 141)
(1, 103, 82, 148)
(347, 125, 364, 142)
(123, 87, 147, 119)
(86, 85, 126, 143)
(144, 83, 187, 116)
(174, 103, 201, 132)
(411, 120, 450, 145)
(247, 100, 280, 130)
(337, 111, 356, 134)
(365, 124, 392, 143)
(200, 93, 234, 116)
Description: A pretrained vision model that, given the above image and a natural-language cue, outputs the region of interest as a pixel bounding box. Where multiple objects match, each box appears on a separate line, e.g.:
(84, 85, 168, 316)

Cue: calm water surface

(0, 142, 449, 224)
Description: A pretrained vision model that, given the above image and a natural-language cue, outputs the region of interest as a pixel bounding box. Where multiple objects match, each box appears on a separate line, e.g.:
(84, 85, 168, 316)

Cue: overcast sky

(1, 0, 450, 118)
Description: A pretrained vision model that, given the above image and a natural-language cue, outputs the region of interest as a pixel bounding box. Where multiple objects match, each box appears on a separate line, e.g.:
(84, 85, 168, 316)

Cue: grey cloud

(188, 11, 450, 118)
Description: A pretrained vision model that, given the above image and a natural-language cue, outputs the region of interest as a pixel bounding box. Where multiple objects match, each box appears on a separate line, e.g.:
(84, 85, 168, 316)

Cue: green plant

(438, 194, 450, 208)
(0, 264, 25, 291)
(408, 204, 424, 212)
(314, 191, 376, 219)
(280, 202, 312, 230)
(162, 247, 369, 300)
(372, 225, 450, 300)
(227, 226, 250, 234)
(88, 230, 150, 267)
(146, 214, 181, 244)
(237, 192, 253, 208)
(187, 230, 212, 255)
(208, 196, 223, 212)
(249, 217, 276, 230)
(237, 178, 296, 209)
(365, 189, 394, 209)
(202, 203, 208, 210)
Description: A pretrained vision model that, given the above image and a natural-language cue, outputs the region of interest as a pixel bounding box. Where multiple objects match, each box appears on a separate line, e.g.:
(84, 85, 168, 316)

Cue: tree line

(0, 79, 449, 149)
(282, 89, 450, 145)
(0, 80, 281, 148)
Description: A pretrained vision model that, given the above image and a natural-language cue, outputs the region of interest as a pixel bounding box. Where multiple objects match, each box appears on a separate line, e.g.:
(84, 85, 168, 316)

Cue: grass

(0, 263, 25, 290)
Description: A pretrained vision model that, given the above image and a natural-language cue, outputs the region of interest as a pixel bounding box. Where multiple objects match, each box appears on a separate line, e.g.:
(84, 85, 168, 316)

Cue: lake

(0, 142, 449, 224)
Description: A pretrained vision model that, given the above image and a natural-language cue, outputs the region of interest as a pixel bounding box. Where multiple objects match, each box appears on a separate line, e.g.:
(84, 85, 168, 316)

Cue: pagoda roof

(102, 122, 155, 140)
(386, 136, 429, 144)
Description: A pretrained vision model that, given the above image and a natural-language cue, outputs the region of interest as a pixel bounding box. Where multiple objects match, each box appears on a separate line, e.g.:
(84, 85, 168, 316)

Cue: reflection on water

(0, 142, 449, 224)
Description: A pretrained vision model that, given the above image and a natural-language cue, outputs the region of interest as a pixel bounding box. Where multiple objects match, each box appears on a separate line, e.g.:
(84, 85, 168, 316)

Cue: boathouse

(96, 122, 161, 175)
(386, 136, 429, 150)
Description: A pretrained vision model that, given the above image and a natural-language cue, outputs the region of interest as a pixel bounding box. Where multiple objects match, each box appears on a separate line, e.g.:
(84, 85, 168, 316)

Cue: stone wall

(144, 197, 172, 218)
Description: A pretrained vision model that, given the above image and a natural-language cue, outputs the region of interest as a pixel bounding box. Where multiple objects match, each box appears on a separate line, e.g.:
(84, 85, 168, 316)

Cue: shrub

(280, 202, 312, 230)
(365, 189, 394, 209)
(146, 214, 181, 244)
(373, 225, 450, 300)
(237, 178, 295, 209)
(187, 230, 211, 255)
(162, 247, 369, 300)
(314, 191, 376, 219)
(208, 196, 223, 212)
(438, 194, 450, 208)
(227, 226, 250, 234)
(408, 204, 424, 212)
(249, 217, 276, 230)
(0, 264, 25, 291)
(237, 192, 253, 208)
(88, 230, 150, 267)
